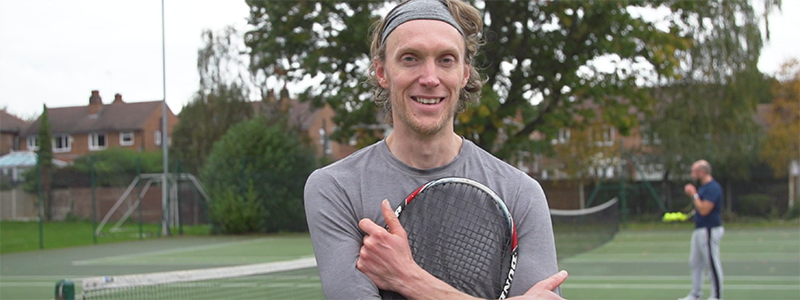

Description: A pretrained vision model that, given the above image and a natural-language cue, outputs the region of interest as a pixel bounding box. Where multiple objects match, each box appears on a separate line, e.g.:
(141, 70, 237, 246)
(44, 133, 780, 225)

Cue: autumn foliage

(761, 59, 800, 177)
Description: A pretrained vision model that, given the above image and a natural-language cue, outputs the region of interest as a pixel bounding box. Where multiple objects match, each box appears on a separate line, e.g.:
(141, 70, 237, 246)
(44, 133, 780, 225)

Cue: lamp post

(161, 0, 170, 236)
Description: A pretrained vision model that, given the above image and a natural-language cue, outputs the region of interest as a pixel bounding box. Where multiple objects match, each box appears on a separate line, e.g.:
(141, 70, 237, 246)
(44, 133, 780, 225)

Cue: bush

(201, 117, 317, 234)
(207, 181, 265, 234)
(784, 203, 800, 220)
(737, 194, 775, 218)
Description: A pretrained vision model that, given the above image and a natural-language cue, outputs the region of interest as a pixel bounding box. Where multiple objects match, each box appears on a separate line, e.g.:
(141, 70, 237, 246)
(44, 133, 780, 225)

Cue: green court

(0, 227, 797, 299)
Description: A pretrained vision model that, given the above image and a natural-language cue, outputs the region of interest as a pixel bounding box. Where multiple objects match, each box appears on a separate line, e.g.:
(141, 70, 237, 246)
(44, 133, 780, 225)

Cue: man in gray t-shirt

(304, 0, 566, 299)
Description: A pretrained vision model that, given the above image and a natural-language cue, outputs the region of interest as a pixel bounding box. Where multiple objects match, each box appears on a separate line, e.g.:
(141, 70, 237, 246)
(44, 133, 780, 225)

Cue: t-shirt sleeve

(304, 169, 381, 300)
(699, 184, 722, 205)
(507, 175, 561, 297)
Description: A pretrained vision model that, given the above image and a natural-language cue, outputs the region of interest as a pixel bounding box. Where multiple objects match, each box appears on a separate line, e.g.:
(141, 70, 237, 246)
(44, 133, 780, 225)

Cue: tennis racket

(379, 177, 518, 299)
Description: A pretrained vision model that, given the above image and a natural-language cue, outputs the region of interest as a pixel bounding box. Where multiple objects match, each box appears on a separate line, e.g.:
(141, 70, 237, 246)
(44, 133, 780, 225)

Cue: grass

(0, 220, 797, 299)
(0, 221, 212, 254)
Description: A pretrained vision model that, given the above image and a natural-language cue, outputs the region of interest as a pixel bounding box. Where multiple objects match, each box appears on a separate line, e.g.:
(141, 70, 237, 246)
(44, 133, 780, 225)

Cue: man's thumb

(527, 270, 568, 293)
(382, 200, 405, 237)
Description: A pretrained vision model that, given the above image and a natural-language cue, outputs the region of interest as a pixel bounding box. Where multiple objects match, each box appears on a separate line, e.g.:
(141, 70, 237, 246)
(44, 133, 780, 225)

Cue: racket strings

(402, 182, 513, 298)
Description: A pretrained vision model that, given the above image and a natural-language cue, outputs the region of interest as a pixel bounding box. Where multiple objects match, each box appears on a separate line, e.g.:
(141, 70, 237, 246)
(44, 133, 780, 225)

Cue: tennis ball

(662, 213, 675, 222)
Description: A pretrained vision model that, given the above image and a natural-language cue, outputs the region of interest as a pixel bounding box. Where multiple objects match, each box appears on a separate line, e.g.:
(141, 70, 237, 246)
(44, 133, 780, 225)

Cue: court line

(71, 238, 274, 266)
(597, 240, 799, 246)
(564, 259, 800, 263)
(562, 283, 800, 290)
(0, 276, 93, 280)
(569, 275, 800, 281)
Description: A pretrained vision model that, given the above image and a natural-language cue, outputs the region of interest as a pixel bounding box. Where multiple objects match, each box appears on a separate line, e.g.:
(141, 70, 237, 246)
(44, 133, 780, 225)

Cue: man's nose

(418, 59, 440, 87)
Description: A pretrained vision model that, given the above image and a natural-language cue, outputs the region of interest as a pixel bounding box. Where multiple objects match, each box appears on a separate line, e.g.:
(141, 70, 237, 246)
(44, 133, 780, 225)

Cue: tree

(200, 117, 317, 234)
(640, 0, 780, 183)
(171, 27, 255, 175)
(243, 0, 776, 162)
(761, 59, 800, 177)
(36, 104, 54, 220)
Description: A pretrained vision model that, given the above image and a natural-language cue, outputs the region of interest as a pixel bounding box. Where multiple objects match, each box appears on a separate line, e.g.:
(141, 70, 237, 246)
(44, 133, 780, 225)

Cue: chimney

(88, 90, 104, 115)
(112, 93, 124, 104)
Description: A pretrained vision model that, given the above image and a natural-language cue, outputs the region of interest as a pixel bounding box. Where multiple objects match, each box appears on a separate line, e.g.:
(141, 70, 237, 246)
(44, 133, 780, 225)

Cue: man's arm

(304, 170, 381, 300)
(357, 200, 566, 300)
(684, 184, 715, 216)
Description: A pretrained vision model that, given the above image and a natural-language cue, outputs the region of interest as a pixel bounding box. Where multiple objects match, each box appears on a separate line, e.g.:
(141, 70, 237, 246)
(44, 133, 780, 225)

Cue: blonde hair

(368, 0, 484, 122)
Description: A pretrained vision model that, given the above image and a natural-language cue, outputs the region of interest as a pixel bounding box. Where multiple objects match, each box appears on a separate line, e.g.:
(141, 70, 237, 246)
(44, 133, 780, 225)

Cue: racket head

(381, 177, 518, 299)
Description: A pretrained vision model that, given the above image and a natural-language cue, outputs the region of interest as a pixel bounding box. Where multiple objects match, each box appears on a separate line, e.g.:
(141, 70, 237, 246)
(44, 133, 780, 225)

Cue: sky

(0, 0, 798, 120)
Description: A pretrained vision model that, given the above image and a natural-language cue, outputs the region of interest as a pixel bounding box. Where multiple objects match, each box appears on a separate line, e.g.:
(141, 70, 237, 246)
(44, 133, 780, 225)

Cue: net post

(55, 279, 75, 300)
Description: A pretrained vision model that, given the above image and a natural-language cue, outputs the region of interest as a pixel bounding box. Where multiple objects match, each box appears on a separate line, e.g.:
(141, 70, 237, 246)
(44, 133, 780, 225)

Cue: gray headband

(380, 0, 465, 45)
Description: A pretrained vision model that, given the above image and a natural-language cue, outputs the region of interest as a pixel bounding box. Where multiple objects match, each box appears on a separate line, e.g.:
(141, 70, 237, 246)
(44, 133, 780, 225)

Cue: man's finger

(359, 218, 385, 236)
(382, 199, 407, 238)
(527, 270, 568, 293)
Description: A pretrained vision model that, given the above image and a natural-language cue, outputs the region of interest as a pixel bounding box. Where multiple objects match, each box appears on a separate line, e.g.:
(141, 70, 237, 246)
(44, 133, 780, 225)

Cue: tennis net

(550, 197, 619, 259)
(55, 200, 618, 299)
(61, 258, 322, 300)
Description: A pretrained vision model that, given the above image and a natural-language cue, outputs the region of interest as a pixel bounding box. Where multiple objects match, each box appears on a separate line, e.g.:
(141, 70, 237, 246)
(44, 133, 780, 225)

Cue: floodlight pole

(161, 0, 170, 236)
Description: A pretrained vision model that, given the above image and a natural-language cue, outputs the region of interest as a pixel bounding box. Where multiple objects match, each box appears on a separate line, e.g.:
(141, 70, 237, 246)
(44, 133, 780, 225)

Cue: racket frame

(394, 177, 519, 299)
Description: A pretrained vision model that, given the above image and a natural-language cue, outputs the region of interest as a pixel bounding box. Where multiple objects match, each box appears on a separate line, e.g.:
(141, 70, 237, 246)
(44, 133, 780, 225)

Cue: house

(252, 92, 360, 161)
(0, 151, 68, 183)
(22, 90, 179, 161)
(0, 110, 30, 155)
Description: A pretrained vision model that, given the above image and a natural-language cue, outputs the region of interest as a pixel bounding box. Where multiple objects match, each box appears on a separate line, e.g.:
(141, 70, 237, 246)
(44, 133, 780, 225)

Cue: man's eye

(441, 57, 455, 64)
(402, 56, 416, 62)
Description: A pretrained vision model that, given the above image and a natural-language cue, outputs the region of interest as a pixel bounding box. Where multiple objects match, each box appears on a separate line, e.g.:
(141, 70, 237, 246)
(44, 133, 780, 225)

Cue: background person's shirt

(304, 139, 560, 299)
(695, 179, 723, 228)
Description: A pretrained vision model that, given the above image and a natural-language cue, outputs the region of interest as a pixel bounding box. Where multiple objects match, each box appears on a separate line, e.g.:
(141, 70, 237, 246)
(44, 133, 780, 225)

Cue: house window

(551, 128, 570, 145)
(155, 130, 162, 146)
(53, 135, 72, 153)
(27, 136, 39, 151)
(120, 132, 134, 146)
(89, 133, 107, 151)
(318, 128, 332, 155)
(592, 125, 615, 147)
(641, 125, 661, 146)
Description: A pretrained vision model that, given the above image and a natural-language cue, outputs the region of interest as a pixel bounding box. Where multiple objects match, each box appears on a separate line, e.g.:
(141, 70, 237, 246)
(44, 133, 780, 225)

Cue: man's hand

(358, 200, 569, 300)
(508, 271, 568, 300)
(357, 199, 420, 292)
(684, 184, 697, 197)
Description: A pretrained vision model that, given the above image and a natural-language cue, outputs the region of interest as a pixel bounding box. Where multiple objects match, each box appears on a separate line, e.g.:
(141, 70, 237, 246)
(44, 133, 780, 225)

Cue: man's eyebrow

(394, 43, 462, 58)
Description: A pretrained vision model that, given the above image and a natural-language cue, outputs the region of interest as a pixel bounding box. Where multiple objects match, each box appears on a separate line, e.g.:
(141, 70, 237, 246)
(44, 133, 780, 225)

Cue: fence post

(37, 156, 43, 250)
(90, 155, 97, 245)
(137, 156, 143, 240)
(176, 160, 183, 235)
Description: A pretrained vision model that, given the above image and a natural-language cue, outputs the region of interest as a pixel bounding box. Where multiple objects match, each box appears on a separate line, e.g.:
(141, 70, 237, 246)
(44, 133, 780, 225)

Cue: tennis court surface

(0, 227, 797, 299)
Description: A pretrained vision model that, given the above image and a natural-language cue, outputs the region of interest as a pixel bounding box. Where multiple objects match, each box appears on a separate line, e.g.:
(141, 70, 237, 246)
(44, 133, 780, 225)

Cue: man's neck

(701, 176, 714, 185)
(385, 127, 462, 170)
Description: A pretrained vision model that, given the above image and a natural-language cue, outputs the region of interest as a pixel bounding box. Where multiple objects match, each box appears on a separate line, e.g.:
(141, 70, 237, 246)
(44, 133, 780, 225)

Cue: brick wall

(51, 186, 165, 223)
(307, 105, 358, 160)
(0, 132, 20, 155)
(140, 106, 179, 153)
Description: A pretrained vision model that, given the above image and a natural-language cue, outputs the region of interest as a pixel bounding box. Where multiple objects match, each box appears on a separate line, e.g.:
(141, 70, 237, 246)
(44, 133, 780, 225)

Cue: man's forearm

(396, 267, 481, 300)
(693, 196, 713, 216)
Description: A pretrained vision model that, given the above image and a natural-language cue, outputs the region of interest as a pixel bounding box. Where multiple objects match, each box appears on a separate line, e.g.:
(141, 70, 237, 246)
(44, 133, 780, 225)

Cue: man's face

(376, 19, 469, 136)
(690, 164, 701, 182)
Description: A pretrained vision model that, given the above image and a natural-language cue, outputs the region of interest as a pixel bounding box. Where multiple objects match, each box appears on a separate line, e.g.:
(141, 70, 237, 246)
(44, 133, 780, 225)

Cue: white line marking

(562, 283, 800, 290)
(71, 238, 273, 266)
(569, 275, 800, 281)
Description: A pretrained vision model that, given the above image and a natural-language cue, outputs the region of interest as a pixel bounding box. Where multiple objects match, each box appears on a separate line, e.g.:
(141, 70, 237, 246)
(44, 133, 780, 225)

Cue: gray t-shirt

(304, 139, 560, 299)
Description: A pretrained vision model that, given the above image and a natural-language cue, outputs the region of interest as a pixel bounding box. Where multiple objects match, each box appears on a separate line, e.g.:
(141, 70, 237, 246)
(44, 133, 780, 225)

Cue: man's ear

(375, 57, 389, 89)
